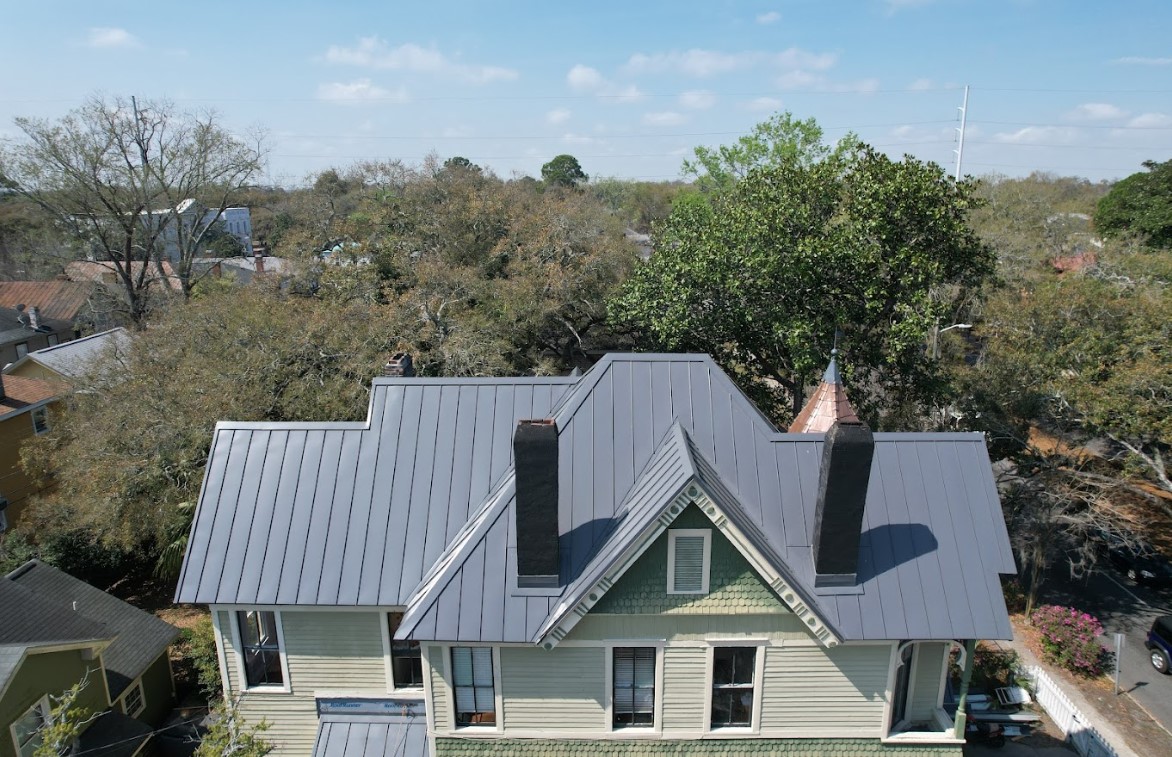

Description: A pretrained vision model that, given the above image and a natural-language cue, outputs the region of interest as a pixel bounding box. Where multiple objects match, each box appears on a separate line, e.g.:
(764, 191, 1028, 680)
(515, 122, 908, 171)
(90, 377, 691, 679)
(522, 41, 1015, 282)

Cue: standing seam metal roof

(176, 354, 1015, 643)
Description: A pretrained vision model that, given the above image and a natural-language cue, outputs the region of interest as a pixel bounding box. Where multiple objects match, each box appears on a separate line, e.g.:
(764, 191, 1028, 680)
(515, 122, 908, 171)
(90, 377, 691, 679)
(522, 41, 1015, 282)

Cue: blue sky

(3, 0, 1170, 186)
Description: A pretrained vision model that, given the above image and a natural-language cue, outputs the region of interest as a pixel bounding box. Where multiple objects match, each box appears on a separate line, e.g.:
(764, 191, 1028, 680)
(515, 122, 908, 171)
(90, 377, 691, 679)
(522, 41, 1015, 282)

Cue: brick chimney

(812, 419, 875, 587)
(254, 253, 265, 274)
(383, 352, 415, 377)
(514, 419, 560, 588)
(28, 306, 41, 331)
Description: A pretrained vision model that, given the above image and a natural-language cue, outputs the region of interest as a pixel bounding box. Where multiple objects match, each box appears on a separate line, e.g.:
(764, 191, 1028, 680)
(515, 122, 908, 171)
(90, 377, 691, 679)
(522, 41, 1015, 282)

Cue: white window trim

(121, 680, 146, 718)
(382, 611, 424, 694)
(442, 645, 501, 732)
(666, 528, 711, 595)
(604, 644, 664, 734)
(10, 695, 50, 757)
(704, 642, 765, 734)
(229, 609, 292, 694)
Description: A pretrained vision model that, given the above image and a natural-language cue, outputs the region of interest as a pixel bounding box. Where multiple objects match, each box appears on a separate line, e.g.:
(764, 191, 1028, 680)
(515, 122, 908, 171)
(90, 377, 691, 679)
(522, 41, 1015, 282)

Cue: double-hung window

(612, 647, 655, 728)
(237, 610, 284, 688)
(32, 408, 49, 435)
(710, 647, 756, 729)
(451, 647, 495, 727)
(387, 612, 423, 689)
(122, 681, 145, 718)
(11, 697, 48, 757)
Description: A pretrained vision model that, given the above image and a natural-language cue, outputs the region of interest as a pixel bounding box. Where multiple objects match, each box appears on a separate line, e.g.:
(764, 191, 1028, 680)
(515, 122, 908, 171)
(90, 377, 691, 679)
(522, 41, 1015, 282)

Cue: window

(667, 529, 711, 594)
(46, 334, 59, 348)
(612, 647, 655, 728)
(31, 408, 49, 435)
(122, 681, 145, 718)
(451, 647, 495, 727)
(387, 612, 423, 688)
(710, 647, 756, 729)
(237, 611, 284, 688)
(14, 343, 28, 359)
(10, 697, 48, 757)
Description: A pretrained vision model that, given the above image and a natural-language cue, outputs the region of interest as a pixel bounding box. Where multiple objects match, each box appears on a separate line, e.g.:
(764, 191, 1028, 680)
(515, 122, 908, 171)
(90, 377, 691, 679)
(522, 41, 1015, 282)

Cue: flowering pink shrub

(1030, 605, 1109, 677)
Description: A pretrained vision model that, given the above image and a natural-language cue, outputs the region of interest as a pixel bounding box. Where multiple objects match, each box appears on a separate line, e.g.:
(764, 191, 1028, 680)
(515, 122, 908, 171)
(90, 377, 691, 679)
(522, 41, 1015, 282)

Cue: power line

(972, 120, 1172, 131)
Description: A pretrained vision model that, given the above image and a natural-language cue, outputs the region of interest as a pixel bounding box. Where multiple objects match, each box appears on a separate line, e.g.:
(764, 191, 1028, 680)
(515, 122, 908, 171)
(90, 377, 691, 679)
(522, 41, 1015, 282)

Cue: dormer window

(667, 529, 711, 594)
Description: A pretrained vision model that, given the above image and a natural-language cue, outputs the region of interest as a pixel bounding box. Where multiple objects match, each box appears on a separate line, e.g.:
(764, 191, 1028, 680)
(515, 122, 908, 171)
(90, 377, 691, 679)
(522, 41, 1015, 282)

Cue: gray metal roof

(6, 328, 130, 380)
(177, 354, 1015, 642)
(312, 716, 428, 757)
(8, 561, 180, 698)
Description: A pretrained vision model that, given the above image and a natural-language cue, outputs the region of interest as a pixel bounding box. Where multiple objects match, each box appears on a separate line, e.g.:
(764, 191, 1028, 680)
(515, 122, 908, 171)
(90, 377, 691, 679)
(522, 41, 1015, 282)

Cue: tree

(32, 676, 100, 757)
(611, 141, 993, 425)
(681, 111, 843, 195)
(0, 95, 265, 323)
(1096, 159, 1172, 248)
(195, 700, 271, 757)
(541, 154, 588, 188)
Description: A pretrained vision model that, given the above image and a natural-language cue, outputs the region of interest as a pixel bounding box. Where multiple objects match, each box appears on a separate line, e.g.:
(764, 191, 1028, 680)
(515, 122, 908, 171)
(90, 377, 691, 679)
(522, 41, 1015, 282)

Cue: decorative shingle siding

(433, 738, 962, 756)
(566, 614, 810, 643)
(760, 645, 892, 732)
(661, 647, 706, 732)
(591, 506, 788, 616)
(499, 647, 606, 732)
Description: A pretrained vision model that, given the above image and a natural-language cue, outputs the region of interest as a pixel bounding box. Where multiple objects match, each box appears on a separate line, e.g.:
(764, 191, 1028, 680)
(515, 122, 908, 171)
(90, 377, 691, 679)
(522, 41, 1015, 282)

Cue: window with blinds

(451, 647, 496, 726)
(667, 529, 711, 594)
(612, 647, 656, 728)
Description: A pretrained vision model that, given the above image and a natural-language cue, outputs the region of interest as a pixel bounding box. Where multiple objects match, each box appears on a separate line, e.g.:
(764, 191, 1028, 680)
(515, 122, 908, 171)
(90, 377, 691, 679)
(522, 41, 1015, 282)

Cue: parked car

(1098, 532, 1172, 587)
(1146, 616, 1172, 674)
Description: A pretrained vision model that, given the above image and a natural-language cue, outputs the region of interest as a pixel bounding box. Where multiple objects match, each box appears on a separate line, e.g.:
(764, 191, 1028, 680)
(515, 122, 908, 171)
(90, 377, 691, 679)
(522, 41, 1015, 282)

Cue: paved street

(1041, 563, 1172, 736)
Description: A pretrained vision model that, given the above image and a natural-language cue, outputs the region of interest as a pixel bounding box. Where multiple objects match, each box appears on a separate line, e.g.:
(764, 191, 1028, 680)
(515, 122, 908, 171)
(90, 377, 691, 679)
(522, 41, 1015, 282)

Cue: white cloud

(323, 37, 518, 83)
(561, 133, 599, 145)
(316, 79, 408, 104)
(746, 96, 782, 112)
(777, 71, 879, 93)
(1111, 56, 1172, 66)
(1066, 102, 1128, 121)
(756, 11, 781, 24)
(1128, 112, 1172, 128)
(679, 90, 716, 109)
(993, 126, 1079, 144)
(567, 64, 605, 91)
(546, 108, 572, 125)
(908, 78, 935, 91)
(625, 47, 835, 78)
(87, 27, 139, 49)
(643, 111, 686, 126)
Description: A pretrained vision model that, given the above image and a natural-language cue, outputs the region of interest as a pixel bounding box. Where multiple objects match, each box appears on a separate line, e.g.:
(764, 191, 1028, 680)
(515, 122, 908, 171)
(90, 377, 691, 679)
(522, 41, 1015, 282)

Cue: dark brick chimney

(254, 254, 265, 274)
(514, 419, 559, 588)
(383, 352, 414, 377)
(812, 419, 875, 587)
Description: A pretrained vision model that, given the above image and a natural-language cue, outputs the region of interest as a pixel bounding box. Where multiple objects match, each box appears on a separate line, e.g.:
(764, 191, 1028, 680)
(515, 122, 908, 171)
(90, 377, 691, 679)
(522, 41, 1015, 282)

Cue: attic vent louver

(514, 419, 559, 588)
(812, 419, 874, 587)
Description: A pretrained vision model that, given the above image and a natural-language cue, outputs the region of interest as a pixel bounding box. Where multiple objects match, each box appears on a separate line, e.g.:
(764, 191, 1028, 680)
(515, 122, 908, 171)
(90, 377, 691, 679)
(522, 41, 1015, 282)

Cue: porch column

(952, 639, 976, 739)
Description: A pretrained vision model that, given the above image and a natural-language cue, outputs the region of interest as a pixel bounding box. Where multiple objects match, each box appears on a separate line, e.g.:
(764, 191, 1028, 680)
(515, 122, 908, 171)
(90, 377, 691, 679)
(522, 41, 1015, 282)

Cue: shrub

(973, 645, 1023, 689)
(180, 616, 223, 701)
(1031, 604, 1109, 677)
(1002, 577, 1026, 614)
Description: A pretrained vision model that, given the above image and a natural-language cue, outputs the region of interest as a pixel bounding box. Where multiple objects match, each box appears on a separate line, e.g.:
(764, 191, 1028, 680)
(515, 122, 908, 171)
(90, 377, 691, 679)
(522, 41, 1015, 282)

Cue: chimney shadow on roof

(560, 516, 621, 581)
(855, 523, 938, 584)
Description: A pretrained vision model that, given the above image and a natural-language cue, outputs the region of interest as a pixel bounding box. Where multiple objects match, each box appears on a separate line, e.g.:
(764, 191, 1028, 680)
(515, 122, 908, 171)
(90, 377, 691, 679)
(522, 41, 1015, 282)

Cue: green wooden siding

(566, 614, 810, 643)
(907, 644, 946, 725)
(760, 645, 891, 733)
(499, 647, 605, 731)
(661, 647, 706, 732)
(434, 737, 962, 756)
(135, 653, 176, 725)
(0, 648, 109, 757)
(591, 506, 789, 616)
(428, 646, 449, 728)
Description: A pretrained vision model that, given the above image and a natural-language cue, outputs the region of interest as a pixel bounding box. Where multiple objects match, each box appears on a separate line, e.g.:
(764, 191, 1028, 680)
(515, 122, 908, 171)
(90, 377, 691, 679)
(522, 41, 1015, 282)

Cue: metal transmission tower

(953, 85, 970, 182)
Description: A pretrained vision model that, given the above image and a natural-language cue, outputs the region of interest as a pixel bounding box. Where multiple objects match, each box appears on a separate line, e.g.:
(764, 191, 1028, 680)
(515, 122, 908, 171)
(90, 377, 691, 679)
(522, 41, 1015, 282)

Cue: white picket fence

(1025, 665, 1118, 757)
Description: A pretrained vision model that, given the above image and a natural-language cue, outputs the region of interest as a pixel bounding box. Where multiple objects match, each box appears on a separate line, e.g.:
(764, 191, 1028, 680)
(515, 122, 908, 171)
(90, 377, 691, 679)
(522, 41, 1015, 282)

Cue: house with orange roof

(0, 373, 60, 530)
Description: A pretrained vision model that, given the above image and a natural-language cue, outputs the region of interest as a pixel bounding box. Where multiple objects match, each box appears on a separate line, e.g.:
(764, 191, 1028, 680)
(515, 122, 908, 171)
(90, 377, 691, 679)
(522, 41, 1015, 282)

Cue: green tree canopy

(1096, 159, 1172, 248)
(611, 141, 993, 425)
(541, 154, 588, 188)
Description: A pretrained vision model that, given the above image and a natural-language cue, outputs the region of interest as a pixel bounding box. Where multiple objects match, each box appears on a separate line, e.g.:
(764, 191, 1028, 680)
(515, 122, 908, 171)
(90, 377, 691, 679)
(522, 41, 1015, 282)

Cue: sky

(2, 0, 1170, 187)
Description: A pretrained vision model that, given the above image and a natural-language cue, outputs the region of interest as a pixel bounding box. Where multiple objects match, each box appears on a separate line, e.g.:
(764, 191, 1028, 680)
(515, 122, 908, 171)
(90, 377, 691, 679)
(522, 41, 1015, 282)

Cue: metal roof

(6, 328, 130, 381)
(176, 354, 1015, 642)
(311, 716, 427, 757)
(8, 560, 180, 698)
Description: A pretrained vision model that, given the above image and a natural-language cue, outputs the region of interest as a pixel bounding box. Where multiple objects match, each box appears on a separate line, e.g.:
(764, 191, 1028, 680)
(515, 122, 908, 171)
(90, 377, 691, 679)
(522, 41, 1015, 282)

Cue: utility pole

(954, 85, 969, 182)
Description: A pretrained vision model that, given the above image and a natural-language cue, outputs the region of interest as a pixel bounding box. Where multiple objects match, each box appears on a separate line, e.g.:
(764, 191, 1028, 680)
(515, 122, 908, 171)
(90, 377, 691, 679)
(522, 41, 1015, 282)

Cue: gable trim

(539, 480, 842, 649)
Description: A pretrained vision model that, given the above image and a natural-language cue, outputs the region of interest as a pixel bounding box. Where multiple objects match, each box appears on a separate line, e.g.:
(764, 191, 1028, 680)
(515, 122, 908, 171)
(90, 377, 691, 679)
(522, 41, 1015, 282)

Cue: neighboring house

(0, 306, 78, 369)
(0, 282, 94, 329)
(0, 374, 60, 527)
(2, 560, 180, 757)
(193, 254, 290, 286)
(4, 328, 131, 386)
(157, 201, 252, 264)
(64, 261, 183, 294)
(175, 353, 1015, 757)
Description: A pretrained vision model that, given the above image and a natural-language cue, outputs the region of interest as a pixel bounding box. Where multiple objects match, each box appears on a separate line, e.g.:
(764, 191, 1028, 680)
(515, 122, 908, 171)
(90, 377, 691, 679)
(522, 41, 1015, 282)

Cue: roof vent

(514, 419, 560, 588)
(812, 419, 874, 587)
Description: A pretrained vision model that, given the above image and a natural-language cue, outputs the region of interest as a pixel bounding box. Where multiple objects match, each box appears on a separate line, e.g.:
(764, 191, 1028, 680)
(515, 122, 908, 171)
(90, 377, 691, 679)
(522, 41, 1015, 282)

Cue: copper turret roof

(788, 352, 860, 433)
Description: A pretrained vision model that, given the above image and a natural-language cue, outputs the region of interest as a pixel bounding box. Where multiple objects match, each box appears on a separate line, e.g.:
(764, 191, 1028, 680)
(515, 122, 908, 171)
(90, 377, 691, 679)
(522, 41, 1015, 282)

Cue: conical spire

(788, 349, 861, 433)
